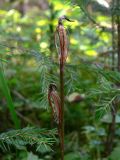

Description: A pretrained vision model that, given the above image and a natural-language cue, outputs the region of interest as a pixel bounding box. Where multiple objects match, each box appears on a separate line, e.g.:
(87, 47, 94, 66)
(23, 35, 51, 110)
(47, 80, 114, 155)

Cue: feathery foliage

(0, 127, 57, 153)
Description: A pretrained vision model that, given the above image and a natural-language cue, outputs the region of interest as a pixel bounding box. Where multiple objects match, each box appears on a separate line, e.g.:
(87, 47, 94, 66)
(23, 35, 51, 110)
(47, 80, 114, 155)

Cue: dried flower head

(55, 15, 74, 65)
(48, 83, 61, 124)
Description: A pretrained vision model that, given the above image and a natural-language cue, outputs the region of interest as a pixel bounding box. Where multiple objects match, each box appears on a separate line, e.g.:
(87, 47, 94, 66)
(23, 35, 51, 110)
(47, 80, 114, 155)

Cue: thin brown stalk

(59, 61, 64, 160)
(105, 104, 116, 156)
(54, 15, 73, 160)
(105, 0, 119, 156)
(117, 11, 120, 71)
(111, 13, 115, 70)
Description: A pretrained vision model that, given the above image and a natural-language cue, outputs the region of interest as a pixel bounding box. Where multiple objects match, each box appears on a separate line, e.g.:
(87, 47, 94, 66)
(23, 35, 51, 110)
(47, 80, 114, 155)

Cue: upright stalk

(49, 3, 55, 58)
(105, 104, 116, 156)
(117, 1, 120, 71)
(105, 0, 119, 156)
(59, 62, 64, 160)
(54, 16, 73, 160)
(111, 0, 115, 70)
(48, 16, 73, 160)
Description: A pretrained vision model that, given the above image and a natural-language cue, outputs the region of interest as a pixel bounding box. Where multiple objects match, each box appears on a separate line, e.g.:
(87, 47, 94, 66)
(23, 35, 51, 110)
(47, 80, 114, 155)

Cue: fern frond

(89, 77, 120, 118)
(0, 127, 57, 153)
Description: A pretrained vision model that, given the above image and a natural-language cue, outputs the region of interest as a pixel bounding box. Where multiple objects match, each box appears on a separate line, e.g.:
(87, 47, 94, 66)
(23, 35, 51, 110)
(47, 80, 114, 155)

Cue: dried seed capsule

(55, 15, 74, 65)
(48, 84, 61, 124)
(56, 24, 68, 65)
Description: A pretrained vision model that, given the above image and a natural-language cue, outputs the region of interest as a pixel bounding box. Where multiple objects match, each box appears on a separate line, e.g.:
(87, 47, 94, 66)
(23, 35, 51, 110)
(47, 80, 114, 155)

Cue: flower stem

(59, 62, 64, 160)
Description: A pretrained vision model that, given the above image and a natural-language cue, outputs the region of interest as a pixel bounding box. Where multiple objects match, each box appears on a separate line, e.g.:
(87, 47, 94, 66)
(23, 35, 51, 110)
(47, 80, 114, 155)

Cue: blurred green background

(0, 0, 120, 160)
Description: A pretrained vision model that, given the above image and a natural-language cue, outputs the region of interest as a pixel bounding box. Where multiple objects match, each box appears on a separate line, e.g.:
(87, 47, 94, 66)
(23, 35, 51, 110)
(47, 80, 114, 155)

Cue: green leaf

(0, 58, 8, 63)
(109, 146, 120, 160)
(65, 152, 80, 160)
(27, 152, 40, 160)
(101, 113, 120, 124)
(0, 62, 20, 128)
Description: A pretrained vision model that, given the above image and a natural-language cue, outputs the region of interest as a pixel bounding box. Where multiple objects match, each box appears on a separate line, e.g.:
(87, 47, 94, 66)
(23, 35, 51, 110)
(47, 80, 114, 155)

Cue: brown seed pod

(55, 15, 74, 65)
(48, 83, 61, 124)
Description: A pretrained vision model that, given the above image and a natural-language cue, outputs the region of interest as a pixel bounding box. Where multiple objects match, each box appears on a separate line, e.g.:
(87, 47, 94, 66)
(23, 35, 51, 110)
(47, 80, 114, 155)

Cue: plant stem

(49, 3, 55, 57)
(105, 104, 116, 156)
(105, 0, 120, 156)
(56, 15, 73, 159)
(117, 10, 120, 71)
(59, 62, 64, 160)
(111, 13, 115, 70)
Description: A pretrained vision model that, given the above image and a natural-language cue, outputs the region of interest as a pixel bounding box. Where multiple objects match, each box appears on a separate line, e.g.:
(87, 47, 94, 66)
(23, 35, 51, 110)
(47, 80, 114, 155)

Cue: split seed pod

(48, 83, 61, 124)
(55, 15, 74, 65)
